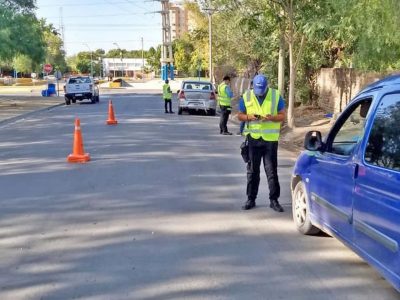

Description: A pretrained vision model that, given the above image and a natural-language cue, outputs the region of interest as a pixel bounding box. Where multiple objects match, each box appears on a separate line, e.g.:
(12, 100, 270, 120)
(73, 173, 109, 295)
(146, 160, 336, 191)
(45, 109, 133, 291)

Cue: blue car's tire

(292, 181, 320, 235)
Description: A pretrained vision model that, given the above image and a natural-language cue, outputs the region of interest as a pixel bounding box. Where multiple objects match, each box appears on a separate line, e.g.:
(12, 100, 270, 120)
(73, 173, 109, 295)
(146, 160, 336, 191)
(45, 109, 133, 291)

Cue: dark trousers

(164, 99, 172, 112)
(247, 138, 280, 202)
(219, 105, 231, 133)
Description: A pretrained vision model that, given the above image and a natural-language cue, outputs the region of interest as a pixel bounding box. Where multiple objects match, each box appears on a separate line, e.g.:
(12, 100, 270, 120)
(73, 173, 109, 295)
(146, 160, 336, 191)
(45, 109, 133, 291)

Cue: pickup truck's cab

(291, 74, 400, 292)
(64, 76, 99, 105)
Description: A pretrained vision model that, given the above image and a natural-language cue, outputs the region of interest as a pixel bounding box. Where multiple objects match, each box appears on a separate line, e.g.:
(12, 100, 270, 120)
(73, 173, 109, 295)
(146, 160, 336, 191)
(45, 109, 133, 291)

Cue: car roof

(182, 80, 212, 84)
(358, 73, 400, 95)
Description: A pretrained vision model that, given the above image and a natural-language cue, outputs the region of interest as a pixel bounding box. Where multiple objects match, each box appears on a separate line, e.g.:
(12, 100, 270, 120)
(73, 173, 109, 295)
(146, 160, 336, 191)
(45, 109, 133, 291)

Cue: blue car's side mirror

(304, 131, 324, 152)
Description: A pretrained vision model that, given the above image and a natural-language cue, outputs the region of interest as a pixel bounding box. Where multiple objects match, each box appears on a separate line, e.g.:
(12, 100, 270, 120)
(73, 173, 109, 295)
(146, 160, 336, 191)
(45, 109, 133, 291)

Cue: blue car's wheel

(292, 181, 320, 235)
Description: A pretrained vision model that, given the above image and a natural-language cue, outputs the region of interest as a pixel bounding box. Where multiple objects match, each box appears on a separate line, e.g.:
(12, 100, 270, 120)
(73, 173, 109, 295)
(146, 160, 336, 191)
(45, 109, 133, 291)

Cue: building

(169, 3, 190, 40)
(102, 58, 147, 78)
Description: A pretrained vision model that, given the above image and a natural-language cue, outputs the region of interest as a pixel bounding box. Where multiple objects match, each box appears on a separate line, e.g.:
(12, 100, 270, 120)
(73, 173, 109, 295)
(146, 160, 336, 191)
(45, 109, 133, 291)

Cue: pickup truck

(64, 76, 99, 105)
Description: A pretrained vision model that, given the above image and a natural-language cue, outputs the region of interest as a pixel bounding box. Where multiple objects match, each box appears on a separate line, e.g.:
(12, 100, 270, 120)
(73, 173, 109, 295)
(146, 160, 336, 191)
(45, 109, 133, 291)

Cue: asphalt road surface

(0, 93, 398, 299)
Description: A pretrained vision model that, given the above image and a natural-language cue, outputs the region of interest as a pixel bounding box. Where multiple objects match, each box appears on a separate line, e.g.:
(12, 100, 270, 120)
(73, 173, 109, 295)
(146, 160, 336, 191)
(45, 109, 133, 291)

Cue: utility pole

(156, 0, 174, 80)
(59, 7, 65, 53)
(113, 42, 123, 77)
(141, 37, 145, 76)
(83, 43, 93, 76)
(204, 8, 216, 83)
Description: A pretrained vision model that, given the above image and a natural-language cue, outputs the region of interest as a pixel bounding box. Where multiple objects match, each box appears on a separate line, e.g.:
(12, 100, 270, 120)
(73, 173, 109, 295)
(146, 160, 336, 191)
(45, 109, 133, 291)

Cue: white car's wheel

(292, 181, 320, 235)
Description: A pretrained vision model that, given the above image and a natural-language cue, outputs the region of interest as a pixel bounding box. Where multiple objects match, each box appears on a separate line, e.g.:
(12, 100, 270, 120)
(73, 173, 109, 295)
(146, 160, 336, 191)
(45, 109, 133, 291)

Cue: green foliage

(40, 21, 67, 73)
(1, 0, 36, 12)
(173, 35, 195, 75)
(0, 1, 52, 72)
(106, 49, 147, 59)
(146, 46, 161, 73)
(12, 54, 33, 73)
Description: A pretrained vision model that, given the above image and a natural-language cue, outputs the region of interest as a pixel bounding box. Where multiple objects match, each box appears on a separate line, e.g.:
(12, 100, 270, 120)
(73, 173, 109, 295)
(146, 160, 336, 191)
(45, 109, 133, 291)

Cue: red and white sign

(43, 64, 53, 73)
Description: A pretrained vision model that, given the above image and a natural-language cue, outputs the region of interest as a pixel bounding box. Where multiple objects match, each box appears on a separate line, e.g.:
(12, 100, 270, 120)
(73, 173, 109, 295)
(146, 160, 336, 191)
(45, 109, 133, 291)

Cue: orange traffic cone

(67, 118, 90, 163)
(106, 100, 118, 125)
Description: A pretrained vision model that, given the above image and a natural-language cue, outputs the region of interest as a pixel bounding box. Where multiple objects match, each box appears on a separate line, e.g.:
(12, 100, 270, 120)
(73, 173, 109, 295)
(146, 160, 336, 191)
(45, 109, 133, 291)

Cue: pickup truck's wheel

(178, 107, 183, 115)
(208, 109, 216, 116)
(72, 99, 76, 104)
(292, 181, 320, 235)
(65, 97, 71, 105)
(91, 96, 96, 104)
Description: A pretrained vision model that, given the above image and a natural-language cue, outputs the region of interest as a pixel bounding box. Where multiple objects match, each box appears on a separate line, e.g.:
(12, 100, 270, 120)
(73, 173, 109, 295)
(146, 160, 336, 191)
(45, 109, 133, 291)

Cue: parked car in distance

(44, 75, 56, 81)
(177, 80, 217, 115)
(64, 76, 99, 105)
(291, 74, 400, 292)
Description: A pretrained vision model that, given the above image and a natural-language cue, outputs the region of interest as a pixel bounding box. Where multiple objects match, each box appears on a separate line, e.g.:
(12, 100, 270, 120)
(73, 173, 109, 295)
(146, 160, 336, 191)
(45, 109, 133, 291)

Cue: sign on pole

(55, 71, 62, 80)
(43, 64, 53, 73)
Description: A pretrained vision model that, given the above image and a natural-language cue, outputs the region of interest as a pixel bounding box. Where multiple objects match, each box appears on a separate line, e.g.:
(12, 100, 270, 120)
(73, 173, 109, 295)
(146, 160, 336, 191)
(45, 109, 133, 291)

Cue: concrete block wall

(316, 68, 382, 113)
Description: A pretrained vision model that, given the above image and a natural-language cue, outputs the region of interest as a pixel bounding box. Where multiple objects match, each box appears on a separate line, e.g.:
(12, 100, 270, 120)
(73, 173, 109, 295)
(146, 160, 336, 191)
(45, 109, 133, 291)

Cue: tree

(173, 35, 195, 75)
(12, 54, 33, 75)
(41, 21, 67, 73)
(2, 0, 36, 12)
(0, 3, 46, 65)
(146, 46, 161, 73)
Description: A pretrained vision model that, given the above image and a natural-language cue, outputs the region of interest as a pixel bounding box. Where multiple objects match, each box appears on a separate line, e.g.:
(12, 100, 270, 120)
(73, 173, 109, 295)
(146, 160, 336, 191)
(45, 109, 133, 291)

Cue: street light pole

(141, 37, 144, 77)
(208, 13, 212, 83)
(113, 42, 123, 78)
(83, 43, 93, 76)
(204, 8, 216, 83)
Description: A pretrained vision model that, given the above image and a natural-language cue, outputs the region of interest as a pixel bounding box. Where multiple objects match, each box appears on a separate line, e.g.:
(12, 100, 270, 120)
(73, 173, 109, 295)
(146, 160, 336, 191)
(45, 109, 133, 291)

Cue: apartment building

(169, 3, 195, 40)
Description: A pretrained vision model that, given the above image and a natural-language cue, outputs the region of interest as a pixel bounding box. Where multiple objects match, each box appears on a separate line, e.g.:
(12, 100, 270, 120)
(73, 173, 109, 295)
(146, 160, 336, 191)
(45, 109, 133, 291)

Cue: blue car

(291, 74, 400, 292)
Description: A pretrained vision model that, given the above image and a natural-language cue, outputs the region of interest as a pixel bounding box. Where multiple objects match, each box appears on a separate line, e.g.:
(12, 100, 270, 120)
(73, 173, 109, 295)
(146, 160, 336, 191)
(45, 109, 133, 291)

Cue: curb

(0, 102, 64, 127)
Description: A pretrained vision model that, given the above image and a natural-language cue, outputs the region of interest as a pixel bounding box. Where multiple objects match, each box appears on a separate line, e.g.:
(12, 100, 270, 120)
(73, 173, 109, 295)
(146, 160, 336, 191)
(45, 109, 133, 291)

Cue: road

(0, 93, 398, 299)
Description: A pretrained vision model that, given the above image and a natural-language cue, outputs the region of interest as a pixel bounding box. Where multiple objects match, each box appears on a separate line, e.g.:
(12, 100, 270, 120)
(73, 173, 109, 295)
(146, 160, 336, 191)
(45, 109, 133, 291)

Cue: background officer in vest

(163, 80, 174, 113)
(237, 74, 286, 212)
(218, 75, 234, 135)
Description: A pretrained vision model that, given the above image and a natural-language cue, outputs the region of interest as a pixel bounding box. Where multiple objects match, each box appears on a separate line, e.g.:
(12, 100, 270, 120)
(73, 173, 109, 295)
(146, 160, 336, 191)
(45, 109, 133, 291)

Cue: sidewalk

(0, 95, 64, 125)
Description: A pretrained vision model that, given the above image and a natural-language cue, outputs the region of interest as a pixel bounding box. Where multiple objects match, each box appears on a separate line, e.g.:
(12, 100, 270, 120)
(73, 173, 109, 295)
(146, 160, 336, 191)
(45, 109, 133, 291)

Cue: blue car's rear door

(352, 92, 400, 291)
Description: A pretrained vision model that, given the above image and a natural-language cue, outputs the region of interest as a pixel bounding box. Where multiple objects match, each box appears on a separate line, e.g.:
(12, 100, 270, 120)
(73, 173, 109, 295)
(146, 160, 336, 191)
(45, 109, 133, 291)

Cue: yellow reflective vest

(163, 84, 172, 100)
(217, 83, 231, 107)
(243, 89, 281, 141)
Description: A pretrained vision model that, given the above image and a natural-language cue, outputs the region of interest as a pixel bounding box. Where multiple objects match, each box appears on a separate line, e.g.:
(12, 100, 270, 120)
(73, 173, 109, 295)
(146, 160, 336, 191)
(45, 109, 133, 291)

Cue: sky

(35, 0, 163, 56)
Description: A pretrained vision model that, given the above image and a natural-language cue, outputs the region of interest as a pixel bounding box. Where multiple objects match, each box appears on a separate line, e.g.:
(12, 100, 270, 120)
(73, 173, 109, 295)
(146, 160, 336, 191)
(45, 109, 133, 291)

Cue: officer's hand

(263, 114, 273, 121)
(247, 114, 258, 121)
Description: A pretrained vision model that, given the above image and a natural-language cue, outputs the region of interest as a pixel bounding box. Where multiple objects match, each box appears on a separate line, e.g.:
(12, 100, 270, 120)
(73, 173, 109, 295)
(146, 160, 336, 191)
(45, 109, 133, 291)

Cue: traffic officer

(237, 74, 286, 212)
(218, 75, 234, 135)
(163, 80, 174, 113)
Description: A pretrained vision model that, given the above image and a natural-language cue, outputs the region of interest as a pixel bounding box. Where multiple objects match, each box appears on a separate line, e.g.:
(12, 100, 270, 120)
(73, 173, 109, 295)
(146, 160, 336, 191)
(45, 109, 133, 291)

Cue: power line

(44, 12, 153, 19)
(39, 1, 145, 7)
(65, 24, 160, 28)
(66, 39, 160, 44)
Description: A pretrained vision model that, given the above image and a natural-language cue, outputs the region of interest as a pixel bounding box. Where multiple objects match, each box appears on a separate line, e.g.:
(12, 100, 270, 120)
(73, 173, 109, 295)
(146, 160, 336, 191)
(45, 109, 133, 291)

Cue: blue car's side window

(365, 94, 400, 171)
(329, 99, 372, 156)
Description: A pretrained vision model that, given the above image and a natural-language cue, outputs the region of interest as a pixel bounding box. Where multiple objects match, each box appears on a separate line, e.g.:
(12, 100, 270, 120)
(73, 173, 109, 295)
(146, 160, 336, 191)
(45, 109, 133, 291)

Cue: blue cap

(253, 75, 268, 96)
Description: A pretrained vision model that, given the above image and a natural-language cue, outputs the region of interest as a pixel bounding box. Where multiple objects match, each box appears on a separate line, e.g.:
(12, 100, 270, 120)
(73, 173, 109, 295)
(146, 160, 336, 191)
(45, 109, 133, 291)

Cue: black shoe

(242, 200, 256, 210)
(220, 130, 223, 134)
(165, 111, 168, 113)
(222, 132, 233, 135)
(270, 200, 284, 212)
(169, 111, 175, 114)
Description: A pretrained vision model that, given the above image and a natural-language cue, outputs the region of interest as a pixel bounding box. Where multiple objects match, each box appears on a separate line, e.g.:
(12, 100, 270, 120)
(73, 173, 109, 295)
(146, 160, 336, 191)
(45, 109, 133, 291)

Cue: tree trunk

(288, 42, 295, 129)
(278, 32, 285, 97)
(287, 0, 295, 129)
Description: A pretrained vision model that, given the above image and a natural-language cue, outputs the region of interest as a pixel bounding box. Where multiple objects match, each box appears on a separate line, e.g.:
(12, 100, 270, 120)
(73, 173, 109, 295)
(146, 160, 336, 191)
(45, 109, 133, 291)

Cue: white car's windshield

(183, 82, 212, 91)
(69, 77, 91, 84)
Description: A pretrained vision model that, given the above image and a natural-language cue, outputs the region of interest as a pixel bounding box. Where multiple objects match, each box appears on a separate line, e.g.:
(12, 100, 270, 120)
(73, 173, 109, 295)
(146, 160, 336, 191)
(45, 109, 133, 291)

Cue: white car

(64, 76, 99, 105)
(177, 80, 217, 115)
